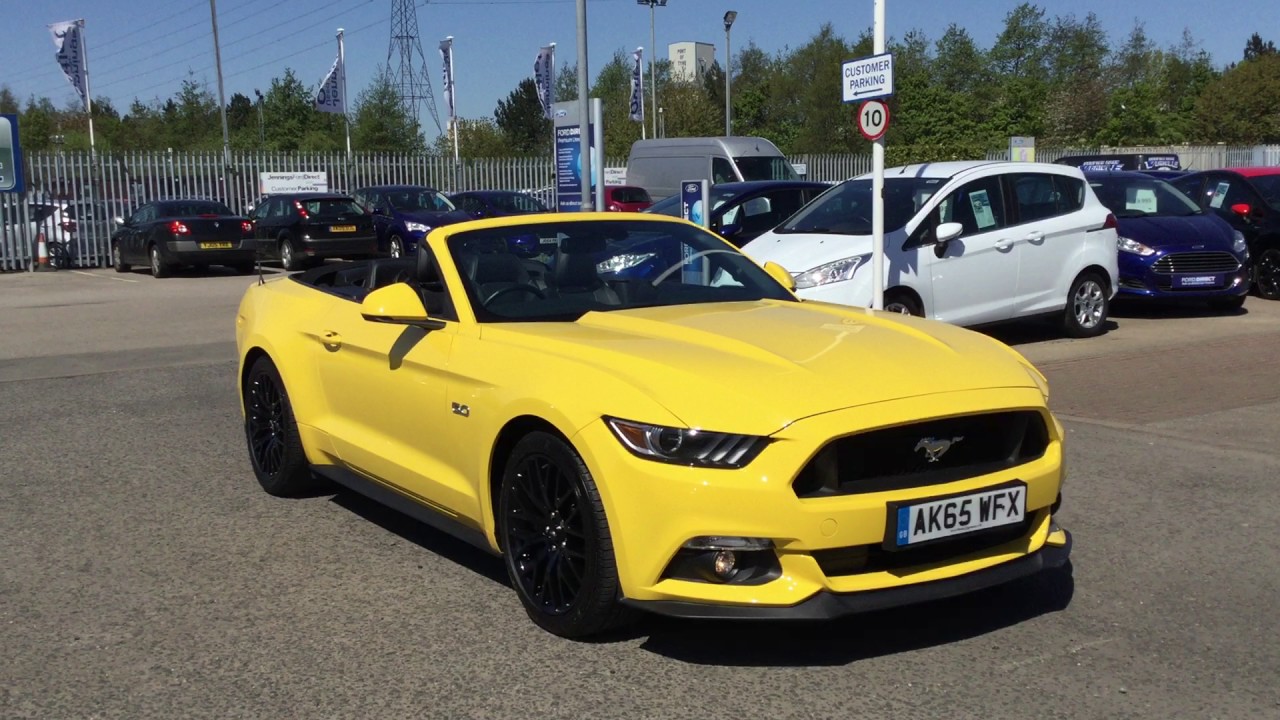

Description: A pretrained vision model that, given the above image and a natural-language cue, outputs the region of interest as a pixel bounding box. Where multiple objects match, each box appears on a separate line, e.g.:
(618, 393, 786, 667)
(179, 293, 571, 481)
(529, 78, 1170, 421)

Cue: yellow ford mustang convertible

(235, 213, 1071, 638)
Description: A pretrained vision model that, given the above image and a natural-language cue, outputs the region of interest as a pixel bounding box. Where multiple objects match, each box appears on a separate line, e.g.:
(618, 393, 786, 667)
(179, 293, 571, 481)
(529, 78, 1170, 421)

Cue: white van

(625, 136, 797, 201)
(742, 161, 1120, 337)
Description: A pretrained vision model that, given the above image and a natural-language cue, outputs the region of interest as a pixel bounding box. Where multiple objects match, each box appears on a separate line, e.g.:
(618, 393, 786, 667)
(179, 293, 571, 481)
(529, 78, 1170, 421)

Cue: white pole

(80, 20, 96, 153)
(548, 42, 557, 208)
(339, 29, 351, 158)
(591, 97, 604, 211)
(209, 3, 230, 166)
(575, 0, 591, 212)
(649, 3, 657, 138)
(639, 47, 646, 140)
(447, 37, 459, 171)
(870, 0, 886, 312)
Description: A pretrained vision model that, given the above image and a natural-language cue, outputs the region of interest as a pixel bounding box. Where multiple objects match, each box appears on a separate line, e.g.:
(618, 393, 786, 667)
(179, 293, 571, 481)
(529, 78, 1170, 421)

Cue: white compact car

(743, 161, 1120, 337)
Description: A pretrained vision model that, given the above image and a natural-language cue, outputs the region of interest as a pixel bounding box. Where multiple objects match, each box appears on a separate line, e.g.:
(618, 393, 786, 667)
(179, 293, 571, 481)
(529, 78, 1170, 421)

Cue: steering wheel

(483, 283, 546, 305)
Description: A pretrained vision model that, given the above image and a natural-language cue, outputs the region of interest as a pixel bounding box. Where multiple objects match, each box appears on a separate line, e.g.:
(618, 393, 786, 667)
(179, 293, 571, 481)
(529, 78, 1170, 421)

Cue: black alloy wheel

(1255, 247, 1280, 300)
(243, 357, 314, 496)
(498, 432, 631, 638)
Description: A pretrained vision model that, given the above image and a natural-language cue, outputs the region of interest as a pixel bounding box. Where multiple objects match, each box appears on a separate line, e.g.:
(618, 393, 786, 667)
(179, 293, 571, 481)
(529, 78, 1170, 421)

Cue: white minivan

(743, 161, 1120, 337)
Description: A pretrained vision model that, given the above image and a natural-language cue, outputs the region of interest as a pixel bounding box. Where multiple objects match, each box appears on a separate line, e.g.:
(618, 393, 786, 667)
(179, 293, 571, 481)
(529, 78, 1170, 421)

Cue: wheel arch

(884, 285, 925, 315)
(486, 415, 572, 552)
(1075, 263, 1113, 293)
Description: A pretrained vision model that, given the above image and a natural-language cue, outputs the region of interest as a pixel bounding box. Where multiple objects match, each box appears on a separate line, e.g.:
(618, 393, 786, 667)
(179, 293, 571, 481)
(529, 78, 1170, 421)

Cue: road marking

(69, 270, 138, 283)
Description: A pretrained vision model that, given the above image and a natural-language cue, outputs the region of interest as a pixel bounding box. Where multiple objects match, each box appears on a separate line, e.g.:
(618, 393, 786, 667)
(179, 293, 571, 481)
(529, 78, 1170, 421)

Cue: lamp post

(637, 0, 667, 138)
(723, 10, 736, 136)
(253, 89, 264, 146)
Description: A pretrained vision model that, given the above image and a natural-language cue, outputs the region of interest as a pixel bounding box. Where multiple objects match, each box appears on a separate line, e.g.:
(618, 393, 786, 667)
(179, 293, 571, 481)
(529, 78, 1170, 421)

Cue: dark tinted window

(777, 177, 945, 235)
(1250, 176, 1280, 210)
(712, 157, 737, 183)
(387, 189, 455, 212)
(610, 186, 651, 203)
(936, 176, 1007, 235)
(1088, 175, 1200, 217)
(301, 198, 366, 217)
(734, 156, 798, 181)
(159, 201, 234, 217)
(488, 193, 546, 213)
(1009, 173, 1085, 222)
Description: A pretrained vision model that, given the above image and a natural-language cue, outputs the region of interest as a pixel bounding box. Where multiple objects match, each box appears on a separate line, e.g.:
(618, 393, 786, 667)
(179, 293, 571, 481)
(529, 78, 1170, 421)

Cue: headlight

(605, 417, 768, 468)
(406, 221, 430, 233)
(1117, 236, 1155, 256)
(597, 252, 656, 274)
(793, 253, 870, 289)
(1232, 230, 1249, 258)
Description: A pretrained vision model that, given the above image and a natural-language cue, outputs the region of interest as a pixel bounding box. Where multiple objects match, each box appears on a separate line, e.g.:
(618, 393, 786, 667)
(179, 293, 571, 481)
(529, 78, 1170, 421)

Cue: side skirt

(311, 464, 497, 555)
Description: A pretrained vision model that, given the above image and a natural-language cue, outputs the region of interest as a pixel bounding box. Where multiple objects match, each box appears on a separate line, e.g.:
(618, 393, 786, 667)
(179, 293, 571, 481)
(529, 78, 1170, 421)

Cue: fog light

(713, 550, 736, 578)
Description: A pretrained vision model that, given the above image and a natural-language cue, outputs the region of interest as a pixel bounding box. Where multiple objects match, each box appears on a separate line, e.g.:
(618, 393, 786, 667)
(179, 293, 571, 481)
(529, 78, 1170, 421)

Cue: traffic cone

(33, 232, 57, 272)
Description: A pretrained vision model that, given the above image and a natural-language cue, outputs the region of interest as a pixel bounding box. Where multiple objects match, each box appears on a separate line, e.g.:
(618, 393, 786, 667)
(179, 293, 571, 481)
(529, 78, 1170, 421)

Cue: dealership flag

(439, 38, 456, 121)
(534, 44, 555, 119)
(314, 54, 345, 114)
(629, 48, 645, 122)
(49, 20, 89, 109)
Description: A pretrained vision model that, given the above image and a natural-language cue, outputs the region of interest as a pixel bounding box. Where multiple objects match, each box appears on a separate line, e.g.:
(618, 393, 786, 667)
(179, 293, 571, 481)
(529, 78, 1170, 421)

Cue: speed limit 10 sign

(857, 99, 889, 141)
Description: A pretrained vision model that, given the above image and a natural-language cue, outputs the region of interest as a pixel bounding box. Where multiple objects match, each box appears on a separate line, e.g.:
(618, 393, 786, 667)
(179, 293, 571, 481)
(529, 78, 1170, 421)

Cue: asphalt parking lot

(3, 267, 1278, 719)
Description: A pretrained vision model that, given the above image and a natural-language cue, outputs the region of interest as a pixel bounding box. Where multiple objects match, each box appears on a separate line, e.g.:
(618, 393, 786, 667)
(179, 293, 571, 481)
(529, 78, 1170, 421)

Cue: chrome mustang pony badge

(915, 436, 964, 462)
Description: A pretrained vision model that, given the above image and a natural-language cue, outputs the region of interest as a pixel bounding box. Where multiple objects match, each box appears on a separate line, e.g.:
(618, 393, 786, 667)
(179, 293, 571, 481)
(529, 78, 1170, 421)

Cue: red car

(604, 185, 653, 212)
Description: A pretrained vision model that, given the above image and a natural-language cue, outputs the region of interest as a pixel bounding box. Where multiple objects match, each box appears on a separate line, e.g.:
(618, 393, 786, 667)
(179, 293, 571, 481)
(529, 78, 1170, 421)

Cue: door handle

(995, 241, 1014, 252)
(1024, 231, 1045, 244)
(320, 330, 342, 348)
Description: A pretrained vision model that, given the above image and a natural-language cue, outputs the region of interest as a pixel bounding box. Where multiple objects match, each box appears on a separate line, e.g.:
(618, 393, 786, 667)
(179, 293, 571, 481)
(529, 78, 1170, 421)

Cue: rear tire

(279, 237, 304, 271)
(498, 432, 634, 639)
(1063, 271, 1109, 338)
(112, 242, 131, 273)
(242, 356, 315, 497)
(1254, 247, 1280, 300)
(149, 244, 171, 278)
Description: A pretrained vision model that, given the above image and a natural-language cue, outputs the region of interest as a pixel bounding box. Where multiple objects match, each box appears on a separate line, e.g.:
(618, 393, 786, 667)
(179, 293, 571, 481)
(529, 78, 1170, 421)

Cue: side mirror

(762, 261, 797, 292)
(933, 221, 963, 258)
(360, 283, 446, 329)
(719, 222, 742, 238)
(113, 216, 125, 227)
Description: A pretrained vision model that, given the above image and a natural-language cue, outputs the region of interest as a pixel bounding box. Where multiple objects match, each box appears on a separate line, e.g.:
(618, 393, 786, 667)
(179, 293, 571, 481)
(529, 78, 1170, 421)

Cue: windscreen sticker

(1126, 188, 1158, 214)
(969, 189, 996, 229)
(1209, 181, 1230, 209)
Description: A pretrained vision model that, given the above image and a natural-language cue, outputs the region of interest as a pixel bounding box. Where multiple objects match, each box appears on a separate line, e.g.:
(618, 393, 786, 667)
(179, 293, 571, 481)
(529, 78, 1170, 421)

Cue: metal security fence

(1, 145, 1275, 271)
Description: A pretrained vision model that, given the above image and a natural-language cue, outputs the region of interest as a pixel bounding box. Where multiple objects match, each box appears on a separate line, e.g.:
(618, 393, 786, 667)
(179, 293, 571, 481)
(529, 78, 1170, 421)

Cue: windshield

(1251, 176, 1280, 210)
(388, 189, 455, 212)
(645, 187, 744, 218)
(1088, 176, 1200, 217)
(160, 201, 235, 217)
(777, 177, 945, 235)
(734, 156, 798, 181)
(448, 219, 795, 322)
(490, 193, 548, 214)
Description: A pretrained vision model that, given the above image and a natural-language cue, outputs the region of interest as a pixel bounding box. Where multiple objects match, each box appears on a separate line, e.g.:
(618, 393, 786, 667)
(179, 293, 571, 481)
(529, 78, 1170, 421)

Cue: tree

(1194, 53, 1280, 143)
(1042, 13, 1109, 144)
(0, 86, 18, 115)
(18, 97, 57, 151)
(1097, 21, 1165, 145)
(495, 77, 549, 155)
(988, 3, 1049, 137)
(431, 117, 512, 158)
(769, 23, 867, 153)
(1243, 33, 1277, 61)
(261, 68, 339, 151)
(351, 68, 425, 152)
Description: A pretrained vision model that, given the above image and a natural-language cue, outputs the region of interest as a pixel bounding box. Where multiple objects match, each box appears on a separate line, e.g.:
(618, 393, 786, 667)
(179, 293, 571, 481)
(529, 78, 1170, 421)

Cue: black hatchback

(249, 193, 377, 271)
(111, 199, 256, 278)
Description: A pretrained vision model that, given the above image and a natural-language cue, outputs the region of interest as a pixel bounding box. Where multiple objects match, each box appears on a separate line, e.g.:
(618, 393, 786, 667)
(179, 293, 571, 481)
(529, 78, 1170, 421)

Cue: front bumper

(1117, 252, 1250, 299)
(625, 528, 1071, 619)
(573, 387, 1066, 614)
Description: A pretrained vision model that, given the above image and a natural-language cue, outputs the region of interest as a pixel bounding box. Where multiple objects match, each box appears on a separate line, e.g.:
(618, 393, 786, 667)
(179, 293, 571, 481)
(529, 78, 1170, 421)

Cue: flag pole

(447, 37, 459, 175)
(339, 28, 350, 158)
(209, 1, 230, 167)
(80, 20, 95, 154)
(548, 43, 556, 208)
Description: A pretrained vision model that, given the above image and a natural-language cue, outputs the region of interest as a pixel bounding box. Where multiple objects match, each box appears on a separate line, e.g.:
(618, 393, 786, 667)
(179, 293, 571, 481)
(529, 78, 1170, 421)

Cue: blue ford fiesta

(1086, 171, 1251, 311)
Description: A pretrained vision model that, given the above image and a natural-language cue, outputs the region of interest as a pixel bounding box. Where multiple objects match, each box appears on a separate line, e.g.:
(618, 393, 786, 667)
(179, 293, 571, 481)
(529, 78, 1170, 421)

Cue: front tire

(498, 432, 633, 639)
(1063, 271, 1109, 338)
(149, 244, 171, 278)
(112, 242, 131, 273)
(883, 289, 923, 317)
(242, 356, 315, 497)
(1254, 247, 1280, 300)
(388, 235, 405, 259)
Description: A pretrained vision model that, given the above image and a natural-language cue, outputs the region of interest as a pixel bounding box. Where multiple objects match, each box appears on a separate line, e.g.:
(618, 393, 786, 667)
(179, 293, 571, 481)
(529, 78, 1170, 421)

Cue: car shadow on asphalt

(1109, 298, 1249, 319)
(979, 319, 1120, 347)
(328, 488, 510, 587)
(635, 565, 1074, 666)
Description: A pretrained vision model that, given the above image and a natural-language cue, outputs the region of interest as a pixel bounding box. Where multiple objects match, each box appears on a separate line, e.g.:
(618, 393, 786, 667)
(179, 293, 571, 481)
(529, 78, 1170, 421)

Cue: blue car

(644, 180, 830, 247)
(1086, 171, 1250, 310)
(353, 185, 472, 257)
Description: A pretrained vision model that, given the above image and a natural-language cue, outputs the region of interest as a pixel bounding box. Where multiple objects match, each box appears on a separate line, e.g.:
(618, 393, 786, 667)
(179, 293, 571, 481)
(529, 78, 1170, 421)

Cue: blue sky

(2, 0, 1276, 138)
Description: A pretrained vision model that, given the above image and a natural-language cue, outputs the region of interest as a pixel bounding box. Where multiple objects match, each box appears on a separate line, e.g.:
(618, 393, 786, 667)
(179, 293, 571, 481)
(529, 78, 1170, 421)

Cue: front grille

(792, 410, 1049, 497)
(812, 516, 1035, 577)
(1152, 251, 1240, 275)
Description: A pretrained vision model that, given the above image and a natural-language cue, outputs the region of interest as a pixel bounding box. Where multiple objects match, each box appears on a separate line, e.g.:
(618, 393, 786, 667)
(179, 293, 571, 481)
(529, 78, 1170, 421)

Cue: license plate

(330, 225, 356, 232)
(200, 241, 232, 249)
(889, 483, 1026, 548)
(1173, 274, 1221, 288)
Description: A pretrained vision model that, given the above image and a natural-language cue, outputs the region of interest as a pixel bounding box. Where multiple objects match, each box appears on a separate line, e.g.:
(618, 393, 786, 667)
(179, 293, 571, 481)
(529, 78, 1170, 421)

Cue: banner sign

(50, 20, 89, 109)
(1, 114, 23, 194)
(259, 171, 328, 195)
(553, 101, 595, 212)
(439, 38, 456, 120)
(534, 45, 555, 120)
(314, 55, 345, 114)
(629, 48, 644, 122)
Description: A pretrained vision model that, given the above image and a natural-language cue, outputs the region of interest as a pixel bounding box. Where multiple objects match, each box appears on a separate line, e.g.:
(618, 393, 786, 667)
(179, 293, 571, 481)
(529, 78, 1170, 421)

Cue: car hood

(400, 209, 472, 227)
(743, 229, 880, 274)
(481, 300, 1041, 434)
(1116, 213, 1235, 248)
